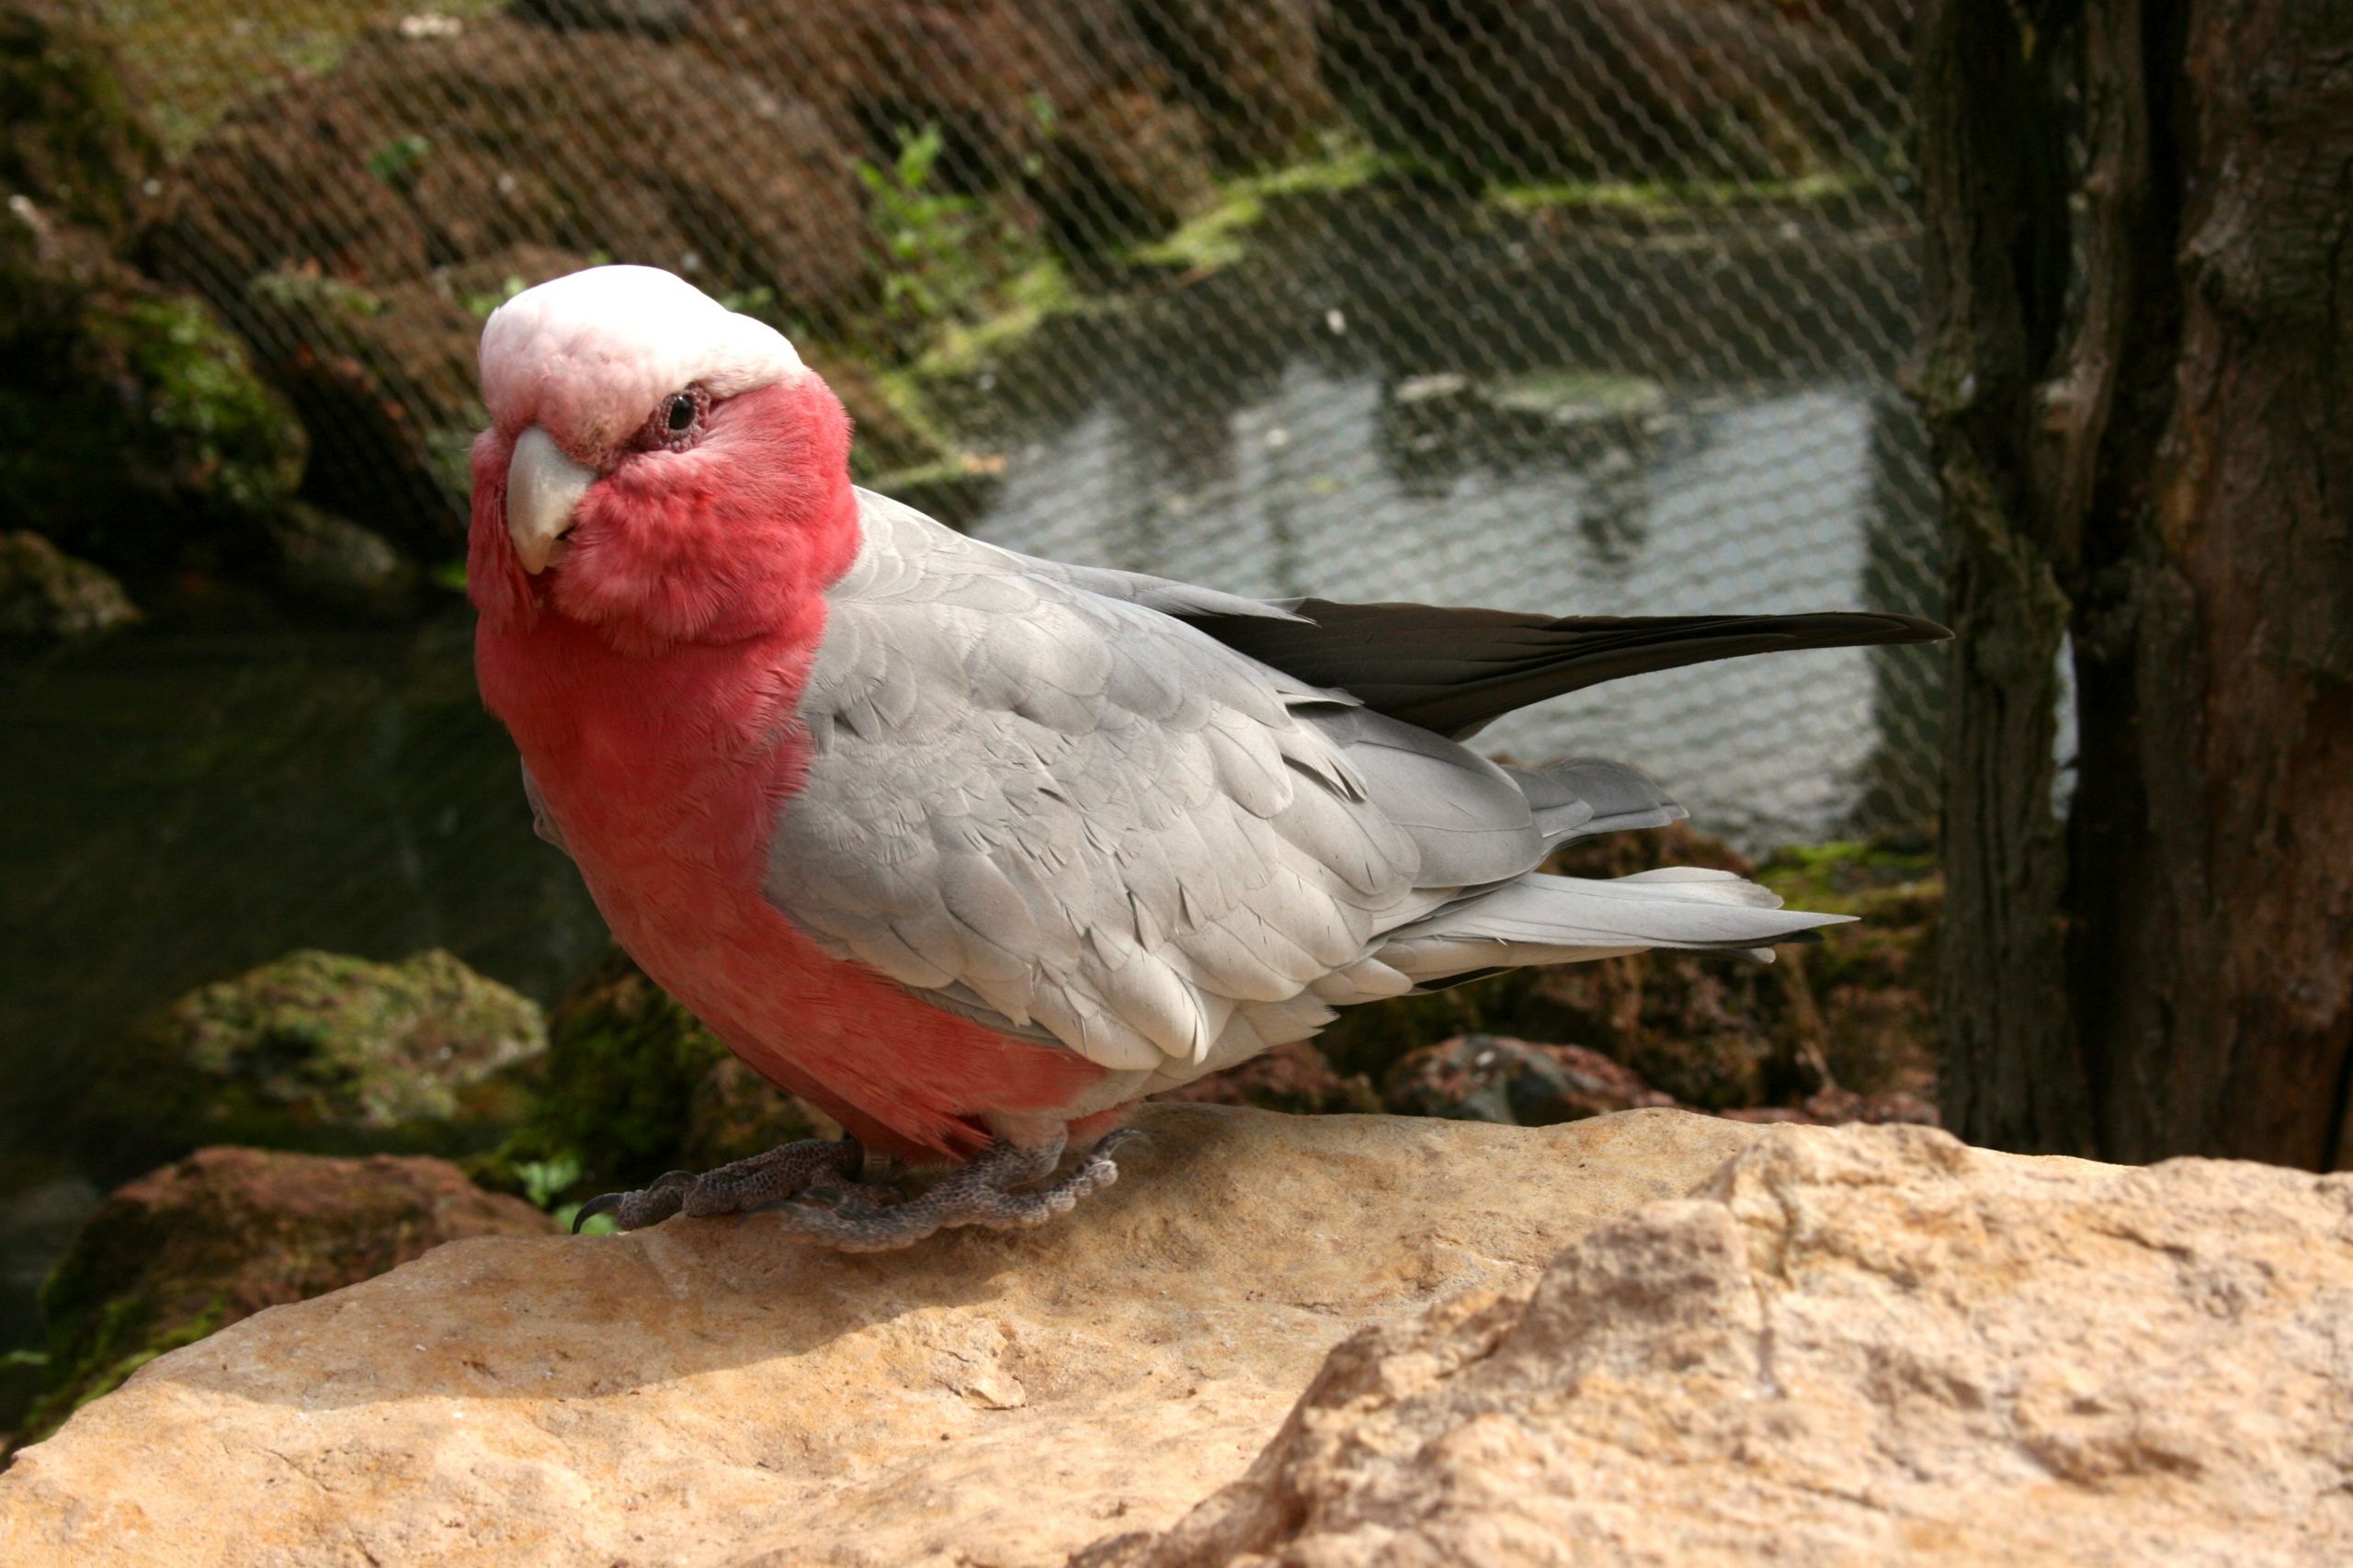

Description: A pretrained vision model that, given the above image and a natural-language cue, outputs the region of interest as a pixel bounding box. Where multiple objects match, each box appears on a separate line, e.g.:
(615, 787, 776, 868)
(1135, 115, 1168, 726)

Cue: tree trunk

(1919, 0, 2353, 1165)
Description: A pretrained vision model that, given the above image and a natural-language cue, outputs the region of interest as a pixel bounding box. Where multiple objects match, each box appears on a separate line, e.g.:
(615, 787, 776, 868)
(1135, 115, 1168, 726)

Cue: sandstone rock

(0, 1104, 1758, 1564)
(1088, 1122, 2353, 1567)
(9, 1148, 551, 1455)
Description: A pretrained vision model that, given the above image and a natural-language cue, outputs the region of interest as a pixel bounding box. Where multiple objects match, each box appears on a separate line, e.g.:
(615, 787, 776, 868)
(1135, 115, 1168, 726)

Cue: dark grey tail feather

(1189, 600, 1950, 739)
(1506, 756, 1686, 845)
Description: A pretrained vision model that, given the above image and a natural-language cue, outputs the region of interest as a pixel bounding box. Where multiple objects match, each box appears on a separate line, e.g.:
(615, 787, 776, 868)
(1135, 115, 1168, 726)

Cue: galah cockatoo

(469, 266, 1945, 1249)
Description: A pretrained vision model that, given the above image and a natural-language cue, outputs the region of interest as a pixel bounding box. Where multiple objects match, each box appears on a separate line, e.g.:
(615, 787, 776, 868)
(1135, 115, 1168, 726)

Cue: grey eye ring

(639, 384, 710, 451)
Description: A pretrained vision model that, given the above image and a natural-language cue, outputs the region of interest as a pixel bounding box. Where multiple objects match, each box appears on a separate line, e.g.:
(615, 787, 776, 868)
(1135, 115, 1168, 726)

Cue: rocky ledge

(3, 1105, 2348, 1566)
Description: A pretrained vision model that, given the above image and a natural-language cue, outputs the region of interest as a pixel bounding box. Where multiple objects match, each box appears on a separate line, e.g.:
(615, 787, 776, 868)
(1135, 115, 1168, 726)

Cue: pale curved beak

(506, 426, 595, 574)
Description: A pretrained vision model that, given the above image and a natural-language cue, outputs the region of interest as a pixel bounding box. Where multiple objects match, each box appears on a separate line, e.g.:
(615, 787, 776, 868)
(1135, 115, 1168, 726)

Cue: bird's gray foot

(769, 1128, 1144, 1253)
(574, 1133, 864, 1233)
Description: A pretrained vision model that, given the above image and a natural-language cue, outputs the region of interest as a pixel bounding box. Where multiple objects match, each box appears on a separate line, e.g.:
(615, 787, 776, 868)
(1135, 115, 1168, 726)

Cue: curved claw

(572, 1190, 625, 1233)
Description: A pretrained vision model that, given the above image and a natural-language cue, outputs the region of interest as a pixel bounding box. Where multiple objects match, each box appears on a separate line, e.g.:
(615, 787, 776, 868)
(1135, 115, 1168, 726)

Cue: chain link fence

(3, 0, 1937, 1359)
(96, 0, 1941, 845)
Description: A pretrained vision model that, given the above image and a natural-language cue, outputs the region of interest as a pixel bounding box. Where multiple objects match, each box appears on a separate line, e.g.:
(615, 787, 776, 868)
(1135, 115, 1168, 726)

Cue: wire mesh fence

(100, 0, 1939, 846)
(1, 0, 1938, 1358)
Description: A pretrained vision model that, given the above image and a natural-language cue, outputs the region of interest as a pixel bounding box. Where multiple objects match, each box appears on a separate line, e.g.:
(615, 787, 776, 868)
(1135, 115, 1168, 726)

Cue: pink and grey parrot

(468, 266, 1945, 1249)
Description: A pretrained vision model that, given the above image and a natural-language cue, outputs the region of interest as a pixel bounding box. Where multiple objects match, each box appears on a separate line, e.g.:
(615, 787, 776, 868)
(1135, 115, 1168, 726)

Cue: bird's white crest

(479, 265, 805, 457)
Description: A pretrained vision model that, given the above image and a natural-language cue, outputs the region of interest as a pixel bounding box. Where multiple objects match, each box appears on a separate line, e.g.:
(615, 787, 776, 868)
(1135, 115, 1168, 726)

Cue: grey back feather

(761, 493, 1847, 1092)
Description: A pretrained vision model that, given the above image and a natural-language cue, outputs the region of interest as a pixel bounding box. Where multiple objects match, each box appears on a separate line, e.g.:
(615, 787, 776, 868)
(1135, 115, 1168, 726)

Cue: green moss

(1484, 167, 1878, 215)
(1482, 370, 1667, 423)
(0, 281, 306, 572)
(249, 269, 386, 321)
(882, 142, 1393, 387)
(858, 367, 961, 479)
(866, 456, 1005, 530)
(1758, 834, 1941, 1096)
(81, 295, 306, 516)
(82, 949, 546, 1168)
(1125, 142, 1395, 274)
(487, 947, 733, 1197)
(483, 948, 831, 1205)
(104, 0, 506, 154)
(1756, 835, 1940, 918)
(364, 131, 433, 191)
(14, 1292, 226, 1447)
(170, 949, 544, 1129)
(909, 258, 1086, 381)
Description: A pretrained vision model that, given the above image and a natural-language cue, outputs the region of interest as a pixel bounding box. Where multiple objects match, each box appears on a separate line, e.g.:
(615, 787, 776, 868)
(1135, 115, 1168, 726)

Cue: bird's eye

(637, 386, 708, 451)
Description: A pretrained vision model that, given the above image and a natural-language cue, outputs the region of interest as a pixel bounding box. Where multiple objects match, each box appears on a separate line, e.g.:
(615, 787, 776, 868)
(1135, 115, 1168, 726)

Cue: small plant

(249, 269, 385, 320)
(461, 274, 528, 321)
(515, 1153, 617, 1234)
(515, 1153, 580, 1210)
(365, 133, 433, 191)
(853, 124, 1040, 359)
(715, 284, 778, 319)
(859, 127, 977, 326)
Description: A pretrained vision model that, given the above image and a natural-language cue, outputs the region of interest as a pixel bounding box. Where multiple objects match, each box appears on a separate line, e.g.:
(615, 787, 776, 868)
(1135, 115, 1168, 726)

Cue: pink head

(468, 266, 858, 653)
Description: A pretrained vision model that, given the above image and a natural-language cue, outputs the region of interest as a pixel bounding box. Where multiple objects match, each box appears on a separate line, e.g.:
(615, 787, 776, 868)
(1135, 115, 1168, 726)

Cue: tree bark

(1919, 0, 2353, 1165)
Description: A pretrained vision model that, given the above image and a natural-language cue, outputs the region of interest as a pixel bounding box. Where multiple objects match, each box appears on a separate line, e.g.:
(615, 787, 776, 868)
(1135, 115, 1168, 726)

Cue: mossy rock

(1758, 833, 1940, 1098)
(233, 263, 508, 555)
(73, 291, 305, 520)
(84, 949, 546, 1170)
(0, 529, 138, 645)
(8, 1147, 550, 1452)
(1158, 1039, 1380, 1118)
(0, 0, 160, 242)
(487, 947, 832, 1202)
(1380, 1033, 1677, 1125)
(262, 503, 422, 622)
(0, 213, 305, 580)
(1311, 822, 1936, 1116)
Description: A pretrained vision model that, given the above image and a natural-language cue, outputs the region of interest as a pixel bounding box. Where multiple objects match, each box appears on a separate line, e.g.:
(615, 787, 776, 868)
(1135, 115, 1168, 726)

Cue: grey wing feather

(764, 491, 1848, 1091)
(767, 493, 1445, 1076)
